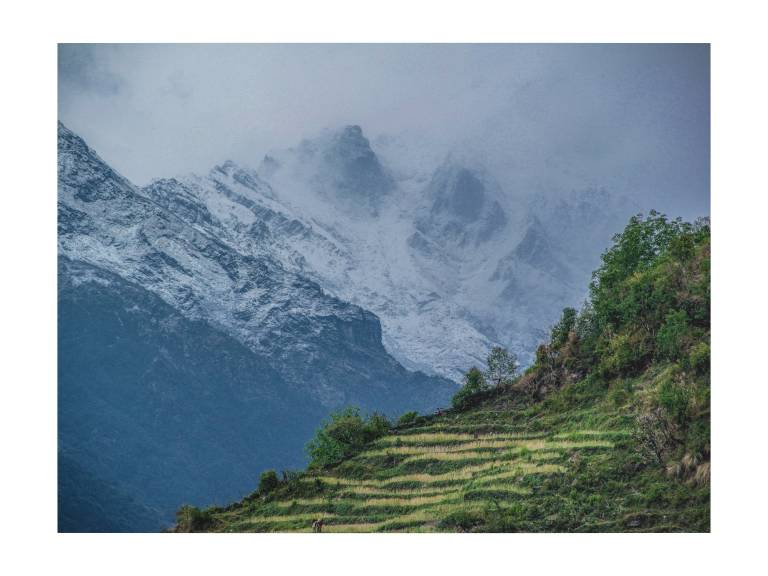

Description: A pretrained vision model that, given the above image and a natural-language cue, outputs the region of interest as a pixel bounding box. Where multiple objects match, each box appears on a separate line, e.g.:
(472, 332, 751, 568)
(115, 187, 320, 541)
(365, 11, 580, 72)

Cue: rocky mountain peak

(332, 125, 368, 155)
(414, 159, 507, 250)
(320, 125, 394, 213)
(429, 164, 488, 223)
(209, 159, 273, 199)
(258, 154, 281, 179)
(212, 159, 239, 175)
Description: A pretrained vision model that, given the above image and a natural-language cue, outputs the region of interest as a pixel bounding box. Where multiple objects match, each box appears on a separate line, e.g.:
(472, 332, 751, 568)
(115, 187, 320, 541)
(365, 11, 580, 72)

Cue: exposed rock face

(323, 125, 394, 211)
(283, 125, 394, 216)
(415, 163, 507, 250)
(157, 126, 637, 379)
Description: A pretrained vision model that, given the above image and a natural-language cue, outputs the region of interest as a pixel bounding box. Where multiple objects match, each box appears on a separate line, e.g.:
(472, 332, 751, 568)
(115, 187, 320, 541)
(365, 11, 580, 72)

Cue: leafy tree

(656, 310, 690, 361)
(452, 367, 488, 409)
(550, 307, 577, 349)
(484, 346, 519, 387)
(397, 411, 420, 426)
(306, 407, 391, 468)
(366, 412, 391, 438)
(573, 302, 598, 363)
(590, 211, 690, 330)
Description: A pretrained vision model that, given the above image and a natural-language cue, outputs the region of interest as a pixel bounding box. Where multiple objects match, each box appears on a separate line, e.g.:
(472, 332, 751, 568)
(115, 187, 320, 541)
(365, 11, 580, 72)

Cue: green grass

(195, 365, 709, 533)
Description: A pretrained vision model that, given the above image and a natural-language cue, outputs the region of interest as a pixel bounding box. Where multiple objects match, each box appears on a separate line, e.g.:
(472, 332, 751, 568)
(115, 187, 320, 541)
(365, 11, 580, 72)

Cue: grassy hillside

(173, 212, 710, 533)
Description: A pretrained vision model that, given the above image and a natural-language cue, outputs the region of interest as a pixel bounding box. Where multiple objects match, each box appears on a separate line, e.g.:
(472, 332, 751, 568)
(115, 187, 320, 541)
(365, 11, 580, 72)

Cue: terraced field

(300, 438, 605, 532)
(198, 373, 709, 532)
(217, 426, 621, 532)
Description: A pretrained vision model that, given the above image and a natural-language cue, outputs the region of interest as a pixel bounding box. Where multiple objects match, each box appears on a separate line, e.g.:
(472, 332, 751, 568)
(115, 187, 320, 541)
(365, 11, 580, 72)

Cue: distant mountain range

(58, 122, 636, 531)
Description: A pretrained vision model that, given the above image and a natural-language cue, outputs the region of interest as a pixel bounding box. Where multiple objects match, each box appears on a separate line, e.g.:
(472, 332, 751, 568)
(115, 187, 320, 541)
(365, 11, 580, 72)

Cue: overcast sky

(58, 44, 709, 219)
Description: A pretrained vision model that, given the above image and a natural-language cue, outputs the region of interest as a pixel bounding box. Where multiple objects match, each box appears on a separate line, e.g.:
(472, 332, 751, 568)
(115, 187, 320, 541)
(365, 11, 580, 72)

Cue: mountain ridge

(58, 122, 456, 531)
(167, 125, 638, 379)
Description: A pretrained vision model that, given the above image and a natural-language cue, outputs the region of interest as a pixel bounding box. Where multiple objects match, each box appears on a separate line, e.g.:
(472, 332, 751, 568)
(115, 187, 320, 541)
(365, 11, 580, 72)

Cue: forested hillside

(173, 213, 710, 532)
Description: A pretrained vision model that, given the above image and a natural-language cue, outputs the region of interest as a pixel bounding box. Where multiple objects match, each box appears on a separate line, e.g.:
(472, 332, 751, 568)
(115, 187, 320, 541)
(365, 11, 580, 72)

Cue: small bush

(452, 367, 488, 409)
(685, 341, 710, 376)
(658, 372, 692, 425)
(599, 331, 651, 377)
(485, 501, 529, 532)
(632, 407, 674, 465)
(397, 411, 419, 427)
(438, 509, 486, 532)
(656, 310, 690, 361)
(175, 505, 214, 532)
(257, 470, 279, 495)
(686, 419, 710, 458)
(366, 412, 391, 437)
(607, 379, 633, 407)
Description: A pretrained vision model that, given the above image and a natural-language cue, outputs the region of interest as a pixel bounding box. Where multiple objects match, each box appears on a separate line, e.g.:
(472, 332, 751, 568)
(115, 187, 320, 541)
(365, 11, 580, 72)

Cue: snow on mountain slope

(145, 134, 492, 379)
(148, 125, 636, 379)
(59, 121, 460, 530)
(58, 122, 453, 409)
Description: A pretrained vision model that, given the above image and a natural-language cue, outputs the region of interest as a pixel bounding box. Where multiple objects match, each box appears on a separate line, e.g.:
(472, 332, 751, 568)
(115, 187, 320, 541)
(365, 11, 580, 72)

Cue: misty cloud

(58, 44, 123, 96)
(58, 44, 709, 220)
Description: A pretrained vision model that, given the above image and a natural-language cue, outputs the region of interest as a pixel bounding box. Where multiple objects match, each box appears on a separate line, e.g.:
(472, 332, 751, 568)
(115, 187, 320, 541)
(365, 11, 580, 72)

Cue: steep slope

(58, 123, 455, 531)
(160, 126, 635, 379)
(58, 454, 165, 533)
(150, 136, 496, 379)
(58, 258, 327, 529)
(185, 213, 709, 533)
(61, 124, 635, 386)
(411, 161, 508, 251)
(58, 122, 454, 410)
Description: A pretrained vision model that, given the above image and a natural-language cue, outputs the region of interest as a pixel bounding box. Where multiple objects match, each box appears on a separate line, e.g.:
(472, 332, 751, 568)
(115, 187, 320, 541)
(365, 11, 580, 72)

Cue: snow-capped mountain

(58, 120, 636, 531)
(153, 125, 636, 378)
(58, 122, 455, 530)
(59, 122, 452, 407)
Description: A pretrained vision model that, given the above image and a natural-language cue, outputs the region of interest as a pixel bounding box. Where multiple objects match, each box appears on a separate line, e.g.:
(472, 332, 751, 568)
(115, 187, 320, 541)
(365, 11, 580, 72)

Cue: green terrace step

(233, 430, 620, 532)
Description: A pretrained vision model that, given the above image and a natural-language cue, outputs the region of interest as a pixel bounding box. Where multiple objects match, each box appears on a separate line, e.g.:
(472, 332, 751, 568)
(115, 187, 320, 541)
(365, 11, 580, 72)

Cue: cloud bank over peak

(58, 44, 709, 220)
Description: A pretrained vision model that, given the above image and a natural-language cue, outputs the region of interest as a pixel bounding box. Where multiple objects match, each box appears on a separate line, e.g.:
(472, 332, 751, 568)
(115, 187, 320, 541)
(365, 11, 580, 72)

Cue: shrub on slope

(517, 212, 710, 482)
